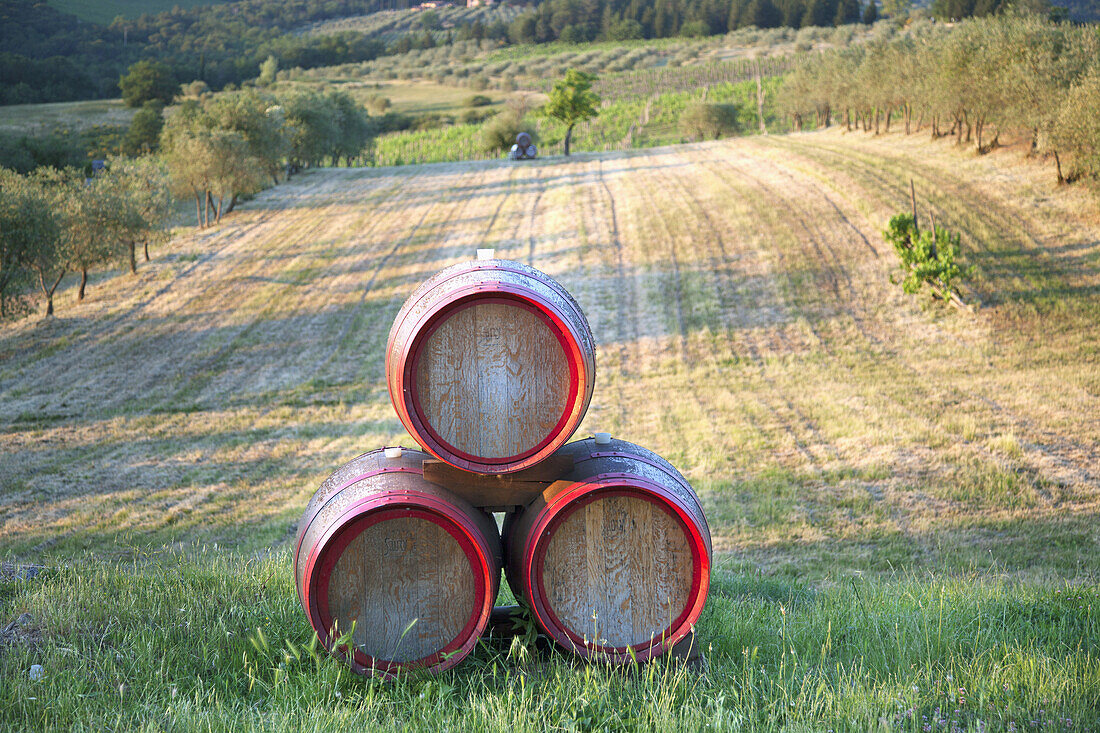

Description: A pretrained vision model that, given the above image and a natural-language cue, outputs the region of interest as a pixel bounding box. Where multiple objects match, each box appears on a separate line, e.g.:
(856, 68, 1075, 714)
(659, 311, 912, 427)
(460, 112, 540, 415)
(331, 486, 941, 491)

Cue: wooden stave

(503, 437, 712, 662)
(295, 447, 501, 677)
(386, 259, 596, 475)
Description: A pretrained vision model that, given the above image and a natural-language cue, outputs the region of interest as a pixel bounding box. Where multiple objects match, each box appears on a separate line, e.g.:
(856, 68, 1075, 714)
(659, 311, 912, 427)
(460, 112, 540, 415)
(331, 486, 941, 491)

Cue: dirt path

(2, 131, 1098, 576)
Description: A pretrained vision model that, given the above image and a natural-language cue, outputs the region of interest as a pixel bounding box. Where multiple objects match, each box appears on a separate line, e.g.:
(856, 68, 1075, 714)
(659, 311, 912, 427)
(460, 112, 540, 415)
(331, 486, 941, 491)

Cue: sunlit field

(2, 130, 1098, 730)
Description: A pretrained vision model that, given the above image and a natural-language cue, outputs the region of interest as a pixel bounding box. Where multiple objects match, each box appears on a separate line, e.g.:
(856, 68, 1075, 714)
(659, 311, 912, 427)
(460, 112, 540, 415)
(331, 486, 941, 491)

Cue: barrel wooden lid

(388, 259, 595, 474)
(538, 491, 694, 649)
(413, 298, 572, 461)
(324, 511, 478, 665)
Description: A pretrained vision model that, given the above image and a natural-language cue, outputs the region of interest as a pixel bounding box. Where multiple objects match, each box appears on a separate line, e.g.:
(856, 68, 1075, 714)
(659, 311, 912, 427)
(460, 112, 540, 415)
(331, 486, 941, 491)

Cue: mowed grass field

(1, 131, 1098, 730)
(0, 98, 134, 134)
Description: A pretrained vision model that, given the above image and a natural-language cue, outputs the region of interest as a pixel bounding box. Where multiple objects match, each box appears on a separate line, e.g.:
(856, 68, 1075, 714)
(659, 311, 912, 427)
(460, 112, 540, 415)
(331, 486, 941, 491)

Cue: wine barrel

(504, 437, 711, 662)
(516, 131, 532, 149)
(526, 144, 537, 159)
(295, 446, 500, 677)
(387, 258, 595, 474)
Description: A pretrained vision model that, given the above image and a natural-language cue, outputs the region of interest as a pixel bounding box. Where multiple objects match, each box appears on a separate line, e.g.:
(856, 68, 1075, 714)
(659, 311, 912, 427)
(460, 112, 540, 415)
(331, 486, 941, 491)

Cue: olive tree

(0, 169, 58, 319)
(106, 157, 174, 272)
(1052, 68, 1100, 186)
(544, 69, 600, 156)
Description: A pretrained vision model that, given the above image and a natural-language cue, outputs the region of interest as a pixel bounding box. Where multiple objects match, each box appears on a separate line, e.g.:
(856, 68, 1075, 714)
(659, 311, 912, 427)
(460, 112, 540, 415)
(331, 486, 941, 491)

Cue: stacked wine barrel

(509, 131, 537, 161)
(295, 251, 712, 678)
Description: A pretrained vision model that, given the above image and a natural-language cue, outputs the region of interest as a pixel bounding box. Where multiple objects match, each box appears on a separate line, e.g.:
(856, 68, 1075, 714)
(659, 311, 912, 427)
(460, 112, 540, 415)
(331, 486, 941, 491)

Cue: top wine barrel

(503, 436, 712, 662)
(516, 132, 532, 149)
(387, 258, 595, 474)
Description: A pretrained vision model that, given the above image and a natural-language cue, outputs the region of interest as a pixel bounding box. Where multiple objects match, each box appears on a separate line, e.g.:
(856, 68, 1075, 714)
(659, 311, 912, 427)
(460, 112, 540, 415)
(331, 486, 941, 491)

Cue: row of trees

(0, 160, 172, 319)
(0, 85, 376, 319)
(778, 14, 1100, 186)
(160, 89, 374, 228)
(502, 0, 883, 45)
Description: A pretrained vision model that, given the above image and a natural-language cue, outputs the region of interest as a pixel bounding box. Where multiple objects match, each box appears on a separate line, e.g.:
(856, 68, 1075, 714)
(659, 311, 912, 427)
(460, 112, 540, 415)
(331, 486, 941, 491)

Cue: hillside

(2, 131, 1099, 729)
(46, 0, 232, 24)
(2, 130, 1097, 570)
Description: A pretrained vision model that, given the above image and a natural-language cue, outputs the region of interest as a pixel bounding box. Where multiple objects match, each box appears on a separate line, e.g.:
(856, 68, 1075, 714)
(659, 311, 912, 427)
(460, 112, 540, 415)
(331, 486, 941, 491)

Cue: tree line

(0, 159, 172, 319)
(777, 13, 1100, 187)
(0, 0, 389, 105)
(160, 89, 374, 229)
(0, 84, 375, 320)
(8, 0, 1081, 107)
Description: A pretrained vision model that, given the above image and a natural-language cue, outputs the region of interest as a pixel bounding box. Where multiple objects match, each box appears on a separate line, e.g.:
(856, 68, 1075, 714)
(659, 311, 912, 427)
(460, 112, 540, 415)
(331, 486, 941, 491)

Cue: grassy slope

(1, 131, 1099, 729)
(47, 0, 232, 25)
(0, 98, 133, 134)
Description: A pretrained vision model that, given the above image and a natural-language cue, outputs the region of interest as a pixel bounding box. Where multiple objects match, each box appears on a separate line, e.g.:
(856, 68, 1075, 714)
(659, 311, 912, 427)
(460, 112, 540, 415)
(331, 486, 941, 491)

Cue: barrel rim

(301, 492, 495, 677)
(522, 476, 710, 661)
(387, 258, 593, 370)
(293, 465, 421, 583)
(292, 446, 426, 613)
(399, 287, 586, 473)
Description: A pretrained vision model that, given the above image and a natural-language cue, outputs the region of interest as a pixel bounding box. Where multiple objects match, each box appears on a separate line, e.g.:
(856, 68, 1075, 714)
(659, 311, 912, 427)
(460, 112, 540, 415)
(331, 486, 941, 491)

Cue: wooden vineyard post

(296, 251, 713, 677)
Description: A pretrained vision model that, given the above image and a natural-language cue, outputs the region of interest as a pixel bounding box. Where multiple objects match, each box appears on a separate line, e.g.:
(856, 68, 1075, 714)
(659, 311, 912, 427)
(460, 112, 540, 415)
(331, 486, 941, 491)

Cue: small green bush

(479, 110, 536, 153)
(465, 94, 493, 108)
(678, 102, 740, 141)
(364, 93, 392, 116)
(884, 213, 971, 298)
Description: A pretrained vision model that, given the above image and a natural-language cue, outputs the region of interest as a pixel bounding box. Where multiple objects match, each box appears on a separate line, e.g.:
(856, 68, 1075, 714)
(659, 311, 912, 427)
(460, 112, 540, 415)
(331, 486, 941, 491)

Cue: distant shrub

(470, 74, 490, 91)
(376, 112, 414, 133)
(679, 20, 708, 38)
(365, 94, 392, 116)
(679, 102, 740, 141)
(884, 214, 971, 300)
(460, 108, 493, 124)
(181, 80, 210, 99)
(412, 113, 452, 131)
(465, 94, 493, 107)
(479, 110, 536, 153)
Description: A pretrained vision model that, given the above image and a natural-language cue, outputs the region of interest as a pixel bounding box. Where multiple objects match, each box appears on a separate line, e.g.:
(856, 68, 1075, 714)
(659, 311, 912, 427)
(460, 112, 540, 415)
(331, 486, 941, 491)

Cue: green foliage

(118, 60, 177, 108)
(884, 213, 970, 298)
(776, 14, 1100, 192)
(283, 90, 374, 169)
(882, 0, 912, 16)
(464, 94, 493, 108)
(678, 102, 740, 141)
(0, 168, 57, 319)
(364, 93, 392, 116)
(0, 131, 86, 175)
(418, 9, 442, 30)
(258, 55, 279, 87)
(123, 102, 165, 155)
(161, 99, 272, 226)
(479, 110, 536, 153)
(1051, 67, 1100, 187)
(544, 69, 600, 155)
(545, 69, 601, 127)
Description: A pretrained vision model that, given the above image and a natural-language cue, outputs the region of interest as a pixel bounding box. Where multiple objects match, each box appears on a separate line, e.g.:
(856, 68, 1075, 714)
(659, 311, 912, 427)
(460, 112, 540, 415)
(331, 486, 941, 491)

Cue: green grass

(47, 0, 233, 25)
(2, 550, 1096, 731)
(0, 99, 133, 135)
